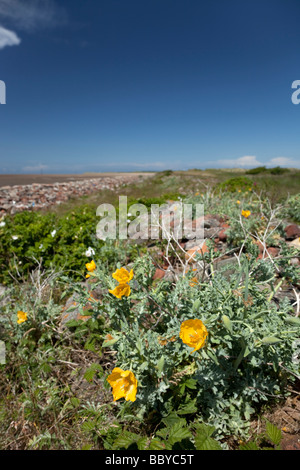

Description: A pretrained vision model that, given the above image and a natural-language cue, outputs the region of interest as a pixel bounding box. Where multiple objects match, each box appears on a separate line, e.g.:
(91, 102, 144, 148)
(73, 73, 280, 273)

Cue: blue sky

(0, 0, 300, 174)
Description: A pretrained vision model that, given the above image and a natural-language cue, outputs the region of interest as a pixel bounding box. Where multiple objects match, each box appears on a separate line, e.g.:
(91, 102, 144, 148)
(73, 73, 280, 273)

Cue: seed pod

(192, 299, 201, 312)
(284, 317, 300, 326)
(261, 336, 281, 345)
(222, 315, 233, 333)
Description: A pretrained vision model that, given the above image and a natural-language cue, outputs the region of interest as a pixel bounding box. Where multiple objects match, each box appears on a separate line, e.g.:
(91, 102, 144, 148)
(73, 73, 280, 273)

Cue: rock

(252, 239, 265, 253)
(217, 223, 230, 242)
(288, 238, 300, 249)
(257, 247, 280, 259)
(204, 227, 220, 239)
(284, 224, 300, 241)
(185, 239, 200, 251)
(185, 242, 209, 263)
(0, 175, 144, 215)
(153, 268, 166, 280)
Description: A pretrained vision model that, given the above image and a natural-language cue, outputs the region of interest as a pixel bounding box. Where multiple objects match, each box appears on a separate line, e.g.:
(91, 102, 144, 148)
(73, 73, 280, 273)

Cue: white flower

(12, 235, 18, 240)
(127, 212, 132, 217)
(39, 244, 43, 250)
(85, 247, 95, 257)
(0, 221, 5, 227)
(51, 230, 57, 237)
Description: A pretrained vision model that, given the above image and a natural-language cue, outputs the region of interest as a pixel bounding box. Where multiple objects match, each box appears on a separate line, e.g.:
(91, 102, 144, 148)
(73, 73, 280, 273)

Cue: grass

(42, 168, 300, 217)
(0, 167, 299, 450)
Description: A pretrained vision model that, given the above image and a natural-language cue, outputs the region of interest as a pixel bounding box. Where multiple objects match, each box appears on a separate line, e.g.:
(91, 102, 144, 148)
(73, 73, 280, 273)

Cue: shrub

(269, 167, 289, 175)
(246, 166, 268, 175)
(77, 254, 300, 439)
(217, 177, 253, 193)
(0, 206, 103, 284)
(280, 193, 300, 223)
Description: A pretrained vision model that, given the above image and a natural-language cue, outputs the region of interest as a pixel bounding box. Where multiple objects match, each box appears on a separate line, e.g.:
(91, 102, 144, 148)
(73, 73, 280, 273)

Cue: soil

(247, 379, 300, 450)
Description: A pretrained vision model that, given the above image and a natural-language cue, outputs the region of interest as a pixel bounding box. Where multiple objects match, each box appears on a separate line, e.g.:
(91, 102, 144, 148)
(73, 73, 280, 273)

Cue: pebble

(0, 176, 141, 215)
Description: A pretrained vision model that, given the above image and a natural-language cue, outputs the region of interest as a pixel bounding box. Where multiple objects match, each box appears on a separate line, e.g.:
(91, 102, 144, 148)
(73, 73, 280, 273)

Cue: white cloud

(267, 157, 300, 168)
(216, 155, 300, 169)
(217, 155, 262, 168)
(0, 0, 66, 32)
(103, 161, 167, 169)
(0, 25, 20, 49)
(22, 163, 49, 172)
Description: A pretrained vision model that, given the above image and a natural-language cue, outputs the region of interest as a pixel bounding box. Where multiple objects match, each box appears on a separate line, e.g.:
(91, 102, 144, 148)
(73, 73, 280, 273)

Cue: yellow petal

(109, 283, 131, 299)
(112, 267, 134, 284)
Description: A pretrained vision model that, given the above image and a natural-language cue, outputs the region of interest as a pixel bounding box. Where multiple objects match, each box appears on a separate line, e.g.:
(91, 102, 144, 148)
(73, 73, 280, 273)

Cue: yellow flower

(195, 192, 200, 196)
(241, 210, 251, 218)
(109, 283, 131, 299)
(237, 200, 241, 204)
(86, 260, 96, 278)
(179, 319, 208, 353)
(112, 267, 133, 284)
(107, 367, 137, 402)
(17, 311, 28, 324)
(189, 277, 198, 287)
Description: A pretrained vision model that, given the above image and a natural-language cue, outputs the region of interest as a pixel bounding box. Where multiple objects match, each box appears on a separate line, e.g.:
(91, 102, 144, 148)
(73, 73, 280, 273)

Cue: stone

(288, 238, 300, 249)
(153, 268, 166, 280)
(204, 227, 220, 239)
(185, 242, 209, 263)
(0, 175, 144, 215)
(257, 247, 280, 259)
(284, 224, 300, 240)
(218, 223, 230, 242)
(185, 239, 199, 251)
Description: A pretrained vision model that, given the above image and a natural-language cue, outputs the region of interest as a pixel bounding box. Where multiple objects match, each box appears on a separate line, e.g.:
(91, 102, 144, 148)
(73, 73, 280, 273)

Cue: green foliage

(127, 193, 183, 209)
(0, 173, 299, 450)
(245, 166, 289, 176)
(217, 176, 253, 193)
(80, 253, 300, 439)
(105, 415, 222, 450)
(269, 166, 289, 175)
(246, 166, 268, 175)
(280, 193, 300, 223)
(239, 420, 283, 450)
(0, 206, 105, 284)
(193, 423, 222, 450)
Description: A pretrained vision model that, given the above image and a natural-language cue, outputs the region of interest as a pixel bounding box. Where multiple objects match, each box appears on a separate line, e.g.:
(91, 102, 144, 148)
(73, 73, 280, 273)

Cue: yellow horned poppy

(189, 277, 198, 287)
(107, 367, 137, 402)
(86, 260, 96, 278)
(112, 267, 134, 284)
(179, 319, 208, 353)
(109, 283, 131, 299)
(241, 210, 251, 218)
(17, 311, 28, 324)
